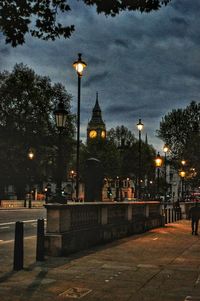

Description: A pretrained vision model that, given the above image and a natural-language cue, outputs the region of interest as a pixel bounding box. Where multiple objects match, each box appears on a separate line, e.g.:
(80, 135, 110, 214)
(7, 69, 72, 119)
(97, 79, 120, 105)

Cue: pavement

(0, 220, 200, 301)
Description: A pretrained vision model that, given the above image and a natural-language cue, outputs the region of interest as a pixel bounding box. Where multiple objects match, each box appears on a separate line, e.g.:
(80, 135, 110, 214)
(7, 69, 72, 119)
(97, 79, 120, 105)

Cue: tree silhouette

(0, 0, 171, 47)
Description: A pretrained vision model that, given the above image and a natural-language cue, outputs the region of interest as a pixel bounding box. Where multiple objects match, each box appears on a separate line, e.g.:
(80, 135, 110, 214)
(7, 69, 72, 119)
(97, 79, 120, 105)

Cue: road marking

(0, 226, 10, 230)
(195, 274, 200, 285)
(0, 235, 36, 245)
(0, 219, 46, 227)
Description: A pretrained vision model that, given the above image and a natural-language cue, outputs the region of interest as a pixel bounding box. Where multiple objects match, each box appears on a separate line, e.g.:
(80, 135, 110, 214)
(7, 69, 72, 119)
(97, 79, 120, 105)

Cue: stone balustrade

(44, 201, 163, 256)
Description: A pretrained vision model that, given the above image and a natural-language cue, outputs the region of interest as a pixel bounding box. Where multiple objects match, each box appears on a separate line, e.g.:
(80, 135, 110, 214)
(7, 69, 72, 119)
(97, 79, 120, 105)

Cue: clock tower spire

(87, 92, 106, 142)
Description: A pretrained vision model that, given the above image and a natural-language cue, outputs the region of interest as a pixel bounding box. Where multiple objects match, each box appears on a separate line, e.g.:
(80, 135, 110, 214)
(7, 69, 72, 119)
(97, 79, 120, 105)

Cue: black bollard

(13, 221, 24, 271)
(165, 209, 168, 224)
(168, 208, 170, 223)
(172, 209, 174, 222)
(36, 219, 45, 261)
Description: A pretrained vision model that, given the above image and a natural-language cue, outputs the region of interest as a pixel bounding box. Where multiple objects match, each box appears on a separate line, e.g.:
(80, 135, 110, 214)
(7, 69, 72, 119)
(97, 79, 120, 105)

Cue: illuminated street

(0, 220, 200, 301)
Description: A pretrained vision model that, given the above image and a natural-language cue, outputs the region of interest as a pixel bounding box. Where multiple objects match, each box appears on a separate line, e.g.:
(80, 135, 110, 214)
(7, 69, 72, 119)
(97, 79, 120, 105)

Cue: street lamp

(27, 148, 35, 208)
(28, 148, 34, 160)
(163, 145, 169, 203)
(179, 170, 186, 201)
(73, 53, 87, 200)
(137, 118, 144, 199)
(69, 170, 76, 200)
(155, 152, 163, 199)
(54, 99, 67, 203)
(181, 159, 186, 166)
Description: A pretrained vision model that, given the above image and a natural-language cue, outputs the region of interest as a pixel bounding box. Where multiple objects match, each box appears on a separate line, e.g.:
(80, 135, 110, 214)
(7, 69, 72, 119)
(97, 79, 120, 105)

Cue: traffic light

(107, 187, 112, 199)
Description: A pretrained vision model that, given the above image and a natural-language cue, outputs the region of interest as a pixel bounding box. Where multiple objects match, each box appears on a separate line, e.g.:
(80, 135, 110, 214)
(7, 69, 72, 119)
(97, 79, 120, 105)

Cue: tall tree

(157, 101, 200, 182)
(0, 63, 74, 198)
(0, 0, 171, 47)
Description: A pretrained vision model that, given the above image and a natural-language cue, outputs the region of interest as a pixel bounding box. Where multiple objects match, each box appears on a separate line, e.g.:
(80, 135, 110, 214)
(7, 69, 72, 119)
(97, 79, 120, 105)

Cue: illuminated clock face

(101, 130, 106, 138)
(89, 130, 97, 138)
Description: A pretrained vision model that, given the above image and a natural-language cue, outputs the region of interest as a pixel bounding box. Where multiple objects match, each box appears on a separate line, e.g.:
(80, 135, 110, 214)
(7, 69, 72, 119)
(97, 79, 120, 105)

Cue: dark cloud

(114, 39, 129, 49)
(84, 71, 109, 87)
(1, 0, 200, 149)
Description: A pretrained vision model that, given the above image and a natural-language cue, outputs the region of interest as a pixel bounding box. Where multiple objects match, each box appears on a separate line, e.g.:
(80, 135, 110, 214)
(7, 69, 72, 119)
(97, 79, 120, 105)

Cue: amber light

(73, 53, 87, 77)
(155, 152, 163, 167)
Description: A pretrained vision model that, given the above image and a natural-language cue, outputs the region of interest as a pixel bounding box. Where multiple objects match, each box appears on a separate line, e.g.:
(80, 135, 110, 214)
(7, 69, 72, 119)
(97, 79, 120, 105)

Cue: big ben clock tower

(87, 92, 106, 143)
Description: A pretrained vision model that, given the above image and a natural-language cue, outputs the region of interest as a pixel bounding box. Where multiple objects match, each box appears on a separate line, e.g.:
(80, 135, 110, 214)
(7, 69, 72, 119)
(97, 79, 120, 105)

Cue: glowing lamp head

(163, 145, 169, 153)
(73, 53, 87, 77)
(181, 160, 186, 166)
(137, 118, 144, 131)
(155, 152, 163, 167)
(179, 170, 186, 178)
(28, 149, 34, 160)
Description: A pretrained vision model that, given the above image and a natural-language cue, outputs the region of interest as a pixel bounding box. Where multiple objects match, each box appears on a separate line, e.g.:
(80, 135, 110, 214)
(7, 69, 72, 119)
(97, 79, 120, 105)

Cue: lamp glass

(55, 113, 67, 128)
(163, 145, 169, 153)
(28, 149, 34, 160)
(73, 54, 87, 76)
(181, 160, 186, 166)
(137, 119, 144, 131)
(54, 101, 67, 129)
(179, 170, 186, 178)
(155, 154, 162, 167)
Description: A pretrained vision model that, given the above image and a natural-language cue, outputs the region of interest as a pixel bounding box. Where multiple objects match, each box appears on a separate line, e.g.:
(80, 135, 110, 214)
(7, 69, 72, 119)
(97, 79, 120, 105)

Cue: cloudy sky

(1, 0, 200, 151)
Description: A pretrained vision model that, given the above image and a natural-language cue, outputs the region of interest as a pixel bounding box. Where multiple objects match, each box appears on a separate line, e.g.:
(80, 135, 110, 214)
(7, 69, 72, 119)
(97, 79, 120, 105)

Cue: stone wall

(45, 201, 163, 256)
(0, 200, 45, 208)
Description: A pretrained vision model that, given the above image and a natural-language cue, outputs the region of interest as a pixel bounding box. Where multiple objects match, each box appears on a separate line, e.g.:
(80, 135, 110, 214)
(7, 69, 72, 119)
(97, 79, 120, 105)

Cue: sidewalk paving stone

(0, 220, 200, 301)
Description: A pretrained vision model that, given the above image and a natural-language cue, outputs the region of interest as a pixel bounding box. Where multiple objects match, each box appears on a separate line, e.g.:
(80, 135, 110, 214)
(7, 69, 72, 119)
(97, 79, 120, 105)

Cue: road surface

(0, 208, 46, 242)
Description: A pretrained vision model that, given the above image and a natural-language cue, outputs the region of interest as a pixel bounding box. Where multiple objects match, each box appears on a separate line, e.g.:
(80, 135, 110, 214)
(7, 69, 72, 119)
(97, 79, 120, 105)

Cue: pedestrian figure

(188, 202, 200, 235)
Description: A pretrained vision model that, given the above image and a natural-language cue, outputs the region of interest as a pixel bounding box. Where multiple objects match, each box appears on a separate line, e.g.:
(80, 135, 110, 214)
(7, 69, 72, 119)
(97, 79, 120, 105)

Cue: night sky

(1, 0, 200, 151)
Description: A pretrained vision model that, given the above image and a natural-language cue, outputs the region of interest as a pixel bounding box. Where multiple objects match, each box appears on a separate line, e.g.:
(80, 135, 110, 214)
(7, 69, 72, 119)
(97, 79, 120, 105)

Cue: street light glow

(73, 53, 87, 77)
(181, 160, 186, 166)
(179, 170, 186, 178)
(155, 152, 162, 167)
(163, 145, 169, 153)
(28, 149, 34, 160)
(137, 118, 144, 131)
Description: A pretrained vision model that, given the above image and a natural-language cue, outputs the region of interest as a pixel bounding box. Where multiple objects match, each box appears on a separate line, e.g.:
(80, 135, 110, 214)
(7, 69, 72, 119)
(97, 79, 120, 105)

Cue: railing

(44, 201, 163, 256)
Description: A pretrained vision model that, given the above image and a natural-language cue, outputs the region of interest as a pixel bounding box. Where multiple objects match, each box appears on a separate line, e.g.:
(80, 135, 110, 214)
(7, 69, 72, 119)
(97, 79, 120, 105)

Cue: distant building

(87, 92, 106, 143)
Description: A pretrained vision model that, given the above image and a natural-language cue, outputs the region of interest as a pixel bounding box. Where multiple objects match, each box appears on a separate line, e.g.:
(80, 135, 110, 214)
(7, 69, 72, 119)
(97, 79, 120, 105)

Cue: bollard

(168, 208, 171, 223)
(172, 209, 174, 222)
(28, 196, 32, 209)
(164, 209, 167, 224)
(13, 221, 24, 271)
(36, 219, 45, 261)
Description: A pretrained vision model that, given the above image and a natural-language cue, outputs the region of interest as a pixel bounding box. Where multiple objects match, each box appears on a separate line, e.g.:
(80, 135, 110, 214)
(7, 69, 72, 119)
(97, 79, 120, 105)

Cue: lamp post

(179, 170, 186, 202)
(54, 100, 67, 203)
(70, 170, 75, 200)
(137, 118, 144, 199)
(27, 148, 35, 208)
(163, 145, 169, 203)
(155, 152, 163, 199)
(73, 53, 87, 200)
(44, 183, 51, 204)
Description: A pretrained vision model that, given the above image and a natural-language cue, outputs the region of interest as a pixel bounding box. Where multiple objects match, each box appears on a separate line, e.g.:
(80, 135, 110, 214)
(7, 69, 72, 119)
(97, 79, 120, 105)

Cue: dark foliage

(0, 0, 171, 47)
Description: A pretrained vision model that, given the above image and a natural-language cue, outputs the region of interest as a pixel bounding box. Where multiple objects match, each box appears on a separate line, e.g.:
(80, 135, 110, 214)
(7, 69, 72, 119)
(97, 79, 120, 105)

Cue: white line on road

(195, 274, 200, 285)
(0, 219, 46, 227)
(0, 226, 10, 230)
(0, 235, 36, 245)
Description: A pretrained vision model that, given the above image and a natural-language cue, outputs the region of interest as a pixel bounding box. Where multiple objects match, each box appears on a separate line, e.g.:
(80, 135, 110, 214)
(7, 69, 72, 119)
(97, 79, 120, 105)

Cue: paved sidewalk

(0, 220, 200, 301)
